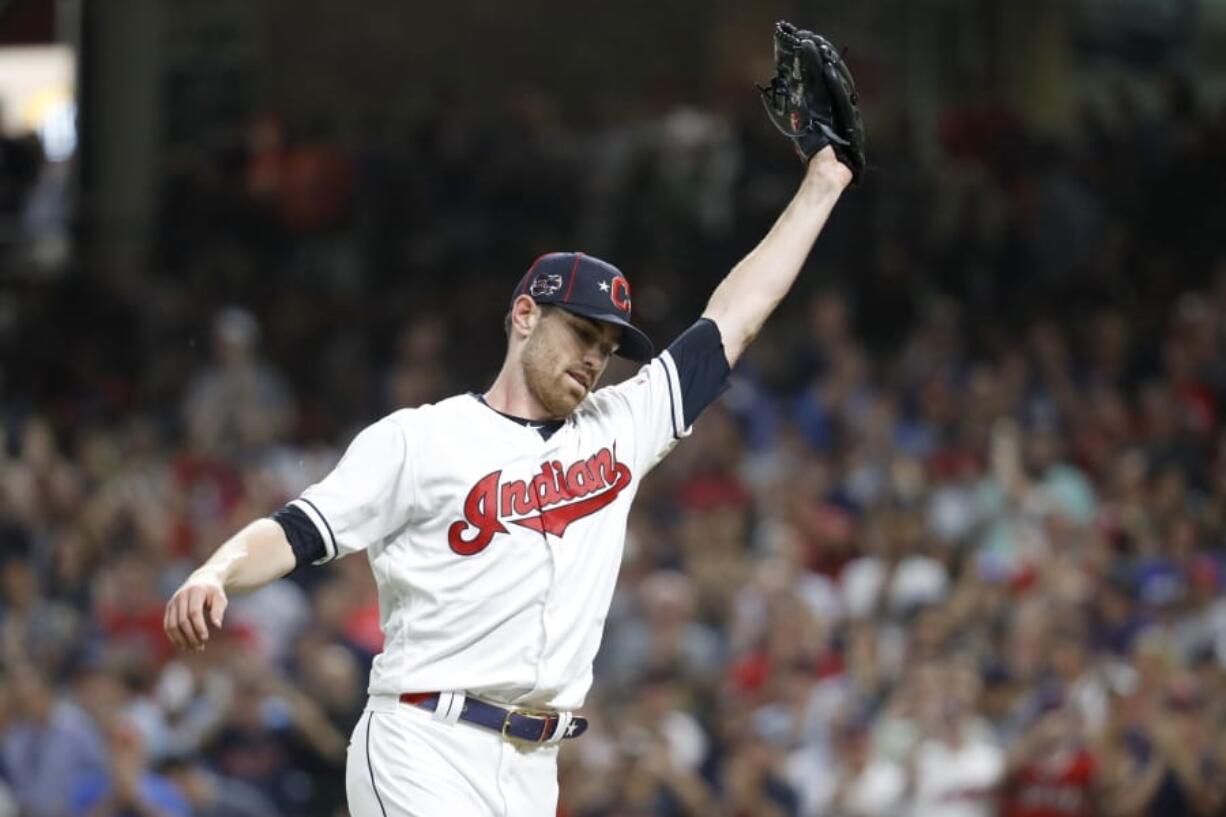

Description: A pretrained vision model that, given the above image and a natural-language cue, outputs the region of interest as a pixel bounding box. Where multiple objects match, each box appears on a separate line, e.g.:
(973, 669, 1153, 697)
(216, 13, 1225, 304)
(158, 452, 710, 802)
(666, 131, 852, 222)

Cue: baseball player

(164, 23, 866, 817)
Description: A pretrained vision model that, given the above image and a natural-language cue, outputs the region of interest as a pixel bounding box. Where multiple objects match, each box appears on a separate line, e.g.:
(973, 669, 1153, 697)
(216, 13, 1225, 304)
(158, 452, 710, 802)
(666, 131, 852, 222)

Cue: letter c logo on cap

(610, 276, 631, 312)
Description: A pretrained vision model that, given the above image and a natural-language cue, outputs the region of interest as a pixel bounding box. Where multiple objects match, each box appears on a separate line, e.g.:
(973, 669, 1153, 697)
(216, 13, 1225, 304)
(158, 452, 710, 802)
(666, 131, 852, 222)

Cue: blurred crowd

(4, 60, 1226, 817)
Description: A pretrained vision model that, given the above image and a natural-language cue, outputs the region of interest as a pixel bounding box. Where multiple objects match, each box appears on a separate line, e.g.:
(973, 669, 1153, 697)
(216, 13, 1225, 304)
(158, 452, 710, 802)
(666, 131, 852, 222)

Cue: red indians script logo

(447, 446, 632, 556)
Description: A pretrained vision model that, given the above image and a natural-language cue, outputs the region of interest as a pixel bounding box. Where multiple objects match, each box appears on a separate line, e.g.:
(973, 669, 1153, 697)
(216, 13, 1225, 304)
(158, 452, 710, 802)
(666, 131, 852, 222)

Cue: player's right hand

(163, 572, 228, 651)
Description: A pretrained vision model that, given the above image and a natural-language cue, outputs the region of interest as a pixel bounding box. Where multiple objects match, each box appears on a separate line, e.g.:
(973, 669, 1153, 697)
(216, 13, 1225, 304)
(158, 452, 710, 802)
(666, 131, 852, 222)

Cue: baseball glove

(759, 21, 867, 181)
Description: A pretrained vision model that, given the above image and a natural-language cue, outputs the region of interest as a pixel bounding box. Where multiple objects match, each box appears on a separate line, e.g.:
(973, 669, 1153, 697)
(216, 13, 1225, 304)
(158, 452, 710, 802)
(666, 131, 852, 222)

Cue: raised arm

(163, 519, 295, 651)
(702, 146, 851, 366)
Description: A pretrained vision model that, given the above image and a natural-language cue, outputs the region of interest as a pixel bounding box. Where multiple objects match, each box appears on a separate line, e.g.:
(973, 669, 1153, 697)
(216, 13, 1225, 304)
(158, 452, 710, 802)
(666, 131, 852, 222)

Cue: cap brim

(554, 304, 655, 362)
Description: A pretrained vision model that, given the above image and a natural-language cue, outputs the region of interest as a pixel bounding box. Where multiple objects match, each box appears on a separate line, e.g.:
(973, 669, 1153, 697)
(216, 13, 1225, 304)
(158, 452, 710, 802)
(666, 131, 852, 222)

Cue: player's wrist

(797, 166, 851, 207)
(804, 147, 854, 190)
(188, 565, 228, 591)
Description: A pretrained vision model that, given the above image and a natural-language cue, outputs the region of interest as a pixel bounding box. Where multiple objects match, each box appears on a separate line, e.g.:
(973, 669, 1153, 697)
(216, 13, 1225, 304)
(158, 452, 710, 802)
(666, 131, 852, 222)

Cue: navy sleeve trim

(273, 504, 328, 568)
(665, 318, 732, 428)
(661, 355, 681, 439)
(297, 497, 338, 561)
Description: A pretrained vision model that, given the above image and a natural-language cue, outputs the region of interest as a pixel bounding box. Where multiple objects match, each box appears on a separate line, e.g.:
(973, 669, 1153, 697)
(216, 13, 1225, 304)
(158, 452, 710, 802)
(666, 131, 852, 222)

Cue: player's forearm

(703, 152, 851, 364)
(193, 518, 296, 592)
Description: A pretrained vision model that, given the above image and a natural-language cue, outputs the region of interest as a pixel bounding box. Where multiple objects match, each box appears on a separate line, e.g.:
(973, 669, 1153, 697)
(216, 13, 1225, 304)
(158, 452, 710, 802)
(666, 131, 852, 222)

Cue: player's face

(521, 307, 619, 418)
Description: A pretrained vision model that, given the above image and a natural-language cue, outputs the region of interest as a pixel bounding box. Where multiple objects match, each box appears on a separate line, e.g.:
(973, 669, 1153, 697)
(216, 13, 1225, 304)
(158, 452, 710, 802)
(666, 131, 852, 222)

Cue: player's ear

(508, 295, 540, 340)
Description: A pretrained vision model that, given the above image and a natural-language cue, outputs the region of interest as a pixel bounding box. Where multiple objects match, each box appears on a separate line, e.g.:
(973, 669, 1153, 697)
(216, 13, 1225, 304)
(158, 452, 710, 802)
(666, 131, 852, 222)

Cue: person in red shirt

(1003, 707, 1102, 817)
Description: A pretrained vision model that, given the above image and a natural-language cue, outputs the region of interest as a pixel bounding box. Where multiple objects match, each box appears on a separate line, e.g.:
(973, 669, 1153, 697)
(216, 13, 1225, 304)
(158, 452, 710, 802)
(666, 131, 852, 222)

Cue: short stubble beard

(520, 324, 584, 420)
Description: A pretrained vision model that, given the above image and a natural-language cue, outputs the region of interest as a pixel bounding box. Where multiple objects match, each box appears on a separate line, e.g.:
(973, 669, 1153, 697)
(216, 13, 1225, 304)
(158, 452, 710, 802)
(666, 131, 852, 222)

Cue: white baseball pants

(346, 694, 561, 817)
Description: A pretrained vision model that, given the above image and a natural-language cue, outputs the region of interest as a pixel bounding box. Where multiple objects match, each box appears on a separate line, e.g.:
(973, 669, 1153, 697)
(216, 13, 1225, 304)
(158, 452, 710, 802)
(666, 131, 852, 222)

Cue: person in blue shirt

(1, 665, 109, 817)
(69, 716, 190, 817)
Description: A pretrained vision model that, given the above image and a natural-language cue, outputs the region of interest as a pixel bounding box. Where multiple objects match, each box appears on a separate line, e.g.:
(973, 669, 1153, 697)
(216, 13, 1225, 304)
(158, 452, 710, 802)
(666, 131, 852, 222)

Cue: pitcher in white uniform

(164, 143, 855, 815)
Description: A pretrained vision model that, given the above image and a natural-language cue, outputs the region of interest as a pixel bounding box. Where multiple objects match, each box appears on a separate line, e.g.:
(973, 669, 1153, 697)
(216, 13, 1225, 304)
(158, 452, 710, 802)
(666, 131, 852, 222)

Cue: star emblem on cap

(565, 721, 579, 737)
(598, 280, 610, 293)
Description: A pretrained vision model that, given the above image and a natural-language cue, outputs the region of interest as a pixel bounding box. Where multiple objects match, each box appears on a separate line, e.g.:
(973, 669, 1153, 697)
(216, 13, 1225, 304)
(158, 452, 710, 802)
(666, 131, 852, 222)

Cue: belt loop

(432, 691, 465, 725)
(546, 711, 573, 744)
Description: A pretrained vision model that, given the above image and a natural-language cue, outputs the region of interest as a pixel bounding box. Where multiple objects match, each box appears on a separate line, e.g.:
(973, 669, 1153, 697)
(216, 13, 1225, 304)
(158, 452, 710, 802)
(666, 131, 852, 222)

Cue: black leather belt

(399, 692, 588, 743)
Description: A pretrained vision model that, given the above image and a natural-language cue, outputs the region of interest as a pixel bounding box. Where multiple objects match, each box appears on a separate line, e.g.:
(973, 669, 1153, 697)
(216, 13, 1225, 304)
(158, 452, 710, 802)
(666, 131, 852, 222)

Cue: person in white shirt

(163, 138, 855, 815)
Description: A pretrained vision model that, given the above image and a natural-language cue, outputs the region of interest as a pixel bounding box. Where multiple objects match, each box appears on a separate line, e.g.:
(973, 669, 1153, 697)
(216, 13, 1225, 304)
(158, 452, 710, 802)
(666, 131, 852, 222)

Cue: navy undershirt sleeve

(273, 504, 327, 568)
(665, 318, 732, 428)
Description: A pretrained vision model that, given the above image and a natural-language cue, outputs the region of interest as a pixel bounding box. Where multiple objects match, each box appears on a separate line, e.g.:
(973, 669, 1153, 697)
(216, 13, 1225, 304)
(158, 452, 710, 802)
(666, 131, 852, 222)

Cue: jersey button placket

(526, 442, 561, 698)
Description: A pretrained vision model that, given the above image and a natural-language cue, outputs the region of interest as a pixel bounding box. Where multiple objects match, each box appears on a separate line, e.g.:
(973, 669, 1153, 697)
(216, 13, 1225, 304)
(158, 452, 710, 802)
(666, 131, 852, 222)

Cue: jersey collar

(471, 393, 565, 441)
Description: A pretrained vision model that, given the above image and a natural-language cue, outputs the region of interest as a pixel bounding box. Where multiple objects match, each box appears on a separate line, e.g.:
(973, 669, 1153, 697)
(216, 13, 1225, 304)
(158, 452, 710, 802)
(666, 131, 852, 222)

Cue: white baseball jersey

(281, 327, 722, 711)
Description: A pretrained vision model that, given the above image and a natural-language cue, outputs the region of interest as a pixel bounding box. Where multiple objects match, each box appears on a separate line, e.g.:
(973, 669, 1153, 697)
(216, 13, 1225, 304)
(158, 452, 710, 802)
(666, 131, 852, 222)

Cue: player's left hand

(759, 20, 867, 181)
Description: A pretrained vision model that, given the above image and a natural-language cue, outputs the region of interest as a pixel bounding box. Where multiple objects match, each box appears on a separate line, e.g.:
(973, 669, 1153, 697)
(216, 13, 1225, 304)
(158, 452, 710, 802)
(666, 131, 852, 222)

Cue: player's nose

(582, 345, 609, 370)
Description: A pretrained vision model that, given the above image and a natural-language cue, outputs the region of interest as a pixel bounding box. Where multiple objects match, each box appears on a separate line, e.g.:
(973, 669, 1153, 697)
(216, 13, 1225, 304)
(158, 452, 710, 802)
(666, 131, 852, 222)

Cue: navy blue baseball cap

(511, 252, 655, 361)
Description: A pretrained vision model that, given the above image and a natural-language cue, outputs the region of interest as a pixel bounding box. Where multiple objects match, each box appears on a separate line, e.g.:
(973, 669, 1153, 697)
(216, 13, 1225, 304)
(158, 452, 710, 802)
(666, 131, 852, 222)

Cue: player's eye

(570, 316, 614, 359)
